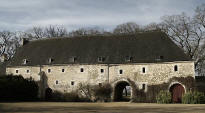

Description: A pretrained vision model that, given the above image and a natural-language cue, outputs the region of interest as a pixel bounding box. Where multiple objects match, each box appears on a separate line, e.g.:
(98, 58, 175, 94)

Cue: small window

(98, 57, 105, 62)
(26, 70, 30, 73)
(174, 65, 178, 71)
(71, 81, 75, 86)
(80, 68, 84, 72)
(101, 69, 104, 73)
(55, 80, 58, 85)
(16, 70, 19, 74)
(142, 84, 146, 90)
(142, 67, 146, 73)
(48, 69, 51, 73)
(62, 69, 65, 72)
(119, 69, 123, 74)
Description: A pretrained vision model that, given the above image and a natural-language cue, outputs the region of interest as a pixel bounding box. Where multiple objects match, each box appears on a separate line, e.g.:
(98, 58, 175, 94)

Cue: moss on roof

(8, 31, 191, 66)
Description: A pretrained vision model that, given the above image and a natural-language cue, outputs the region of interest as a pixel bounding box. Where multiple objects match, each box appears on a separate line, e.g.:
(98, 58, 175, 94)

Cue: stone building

(6, 31, 195, 102)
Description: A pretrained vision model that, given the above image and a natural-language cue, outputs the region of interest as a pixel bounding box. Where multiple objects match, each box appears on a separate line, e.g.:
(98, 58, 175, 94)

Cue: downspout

(107, 64, 110, 83)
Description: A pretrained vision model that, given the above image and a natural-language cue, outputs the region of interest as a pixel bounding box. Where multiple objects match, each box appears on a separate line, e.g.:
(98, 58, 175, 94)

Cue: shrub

(182, 91, 205, 104)
(50, 91, 64, 101)
(49, 90, 90, 102)
(0, 75, 39, 101)
(132, 89, 146, 103)
(156, 90, 171, 104)
(78, 83, 94, 101)
(64, 92, 82, 102)
(93, 83, 112, 102)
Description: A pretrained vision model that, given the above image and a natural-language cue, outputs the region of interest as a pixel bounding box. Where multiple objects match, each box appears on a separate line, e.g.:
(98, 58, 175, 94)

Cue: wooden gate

(170, 84, 185, 103)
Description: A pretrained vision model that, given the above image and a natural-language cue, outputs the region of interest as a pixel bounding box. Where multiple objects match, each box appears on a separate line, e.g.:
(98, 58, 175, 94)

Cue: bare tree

(22, 25, 68, 40)
(113, 22, 141, 34)
(44, 25, 67, 38)
(0, 31, 20, 60)
(160, 12, 205, 73)
(68, 27, 106, 37)
(143, 22, 163, 31)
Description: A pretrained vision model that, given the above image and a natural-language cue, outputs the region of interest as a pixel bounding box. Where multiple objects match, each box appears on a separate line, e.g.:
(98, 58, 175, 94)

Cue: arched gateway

(112, 79, 134, 102)
(169, 83, 185, 103)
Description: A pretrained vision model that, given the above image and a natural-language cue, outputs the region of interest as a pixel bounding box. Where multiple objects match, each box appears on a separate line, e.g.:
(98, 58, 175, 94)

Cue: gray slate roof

(8, 31, 191, 66)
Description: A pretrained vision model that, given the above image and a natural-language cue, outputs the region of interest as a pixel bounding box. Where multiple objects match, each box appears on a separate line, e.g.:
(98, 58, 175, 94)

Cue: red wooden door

(170, 84, 185, 103)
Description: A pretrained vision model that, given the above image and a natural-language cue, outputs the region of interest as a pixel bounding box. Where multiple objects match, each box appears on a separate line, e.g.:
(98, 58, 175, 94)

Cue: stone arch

(112, 78, 136, 102)
(169, 82, 186, 103)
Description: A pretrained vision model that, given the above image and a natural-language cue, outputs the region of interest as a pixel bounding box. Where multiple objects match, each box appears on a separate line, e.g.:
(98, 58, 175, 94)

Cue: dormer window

(156, 56, 164, 61)
(159, 56, 164, 60)
(69, 57, 77, 63)
(48, 58, 54, 64)
(98, 57, 105, 62)
(125, 56, 133, 62)
(22, 59, 28, 65)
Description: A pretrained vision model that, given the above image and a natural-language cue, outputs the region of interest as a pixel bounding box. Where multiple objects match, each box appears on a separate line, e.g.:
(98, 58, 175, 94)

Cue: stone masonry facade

(6, 61, 195, 93)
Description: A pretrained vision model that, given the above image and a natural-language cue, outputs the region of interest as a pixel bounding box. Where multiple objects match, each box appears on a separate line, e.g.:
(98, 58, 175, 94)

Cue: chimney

(20, 38, 29, 46)
(0, 54, 7, 62)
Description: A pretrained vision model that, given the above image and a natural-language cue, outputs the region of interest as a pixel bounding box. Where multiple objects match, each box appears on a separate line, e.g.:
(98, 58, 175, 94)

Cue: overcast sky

(0, 0, 204, 31)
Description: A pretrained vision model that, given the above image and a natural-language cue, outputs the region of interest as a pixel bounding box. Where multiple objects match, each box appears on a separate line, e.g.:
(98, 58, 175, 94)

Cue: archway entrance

(114, 81, 131, 101)
(169, 84, 185, 103)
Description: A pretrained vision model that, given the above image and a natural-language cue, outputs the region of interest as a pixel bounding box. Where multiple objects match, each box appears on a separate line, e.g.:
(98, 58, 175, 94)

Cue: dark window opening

(101, 69, 104, 73)
(26, 70, 30, 73)
(62, 69, 65, 72)
(16, 70, 19, 73)
(142, 67, 146, 73)
(80, 68, 84, 72)
(174, 65, 178, 71)
(119, 70, 123, 74)
(159, 56, 164, 60)
(48, 69, 51, 73)
(71, 81, 75, 86)
(56, 80, 58, 85)
(142, 84, 146, 90)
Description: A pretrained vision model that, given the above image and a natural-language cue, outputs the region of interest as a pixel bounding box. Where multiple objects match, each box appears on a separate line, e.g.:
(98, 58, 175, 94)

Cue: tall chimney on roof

(20, 38, 29, 46)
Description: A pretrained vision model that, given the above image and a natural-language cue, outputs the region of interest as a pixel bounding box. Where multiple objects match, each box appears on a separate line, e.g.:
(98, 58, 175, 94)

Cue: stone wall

(6, 61, 195, 93)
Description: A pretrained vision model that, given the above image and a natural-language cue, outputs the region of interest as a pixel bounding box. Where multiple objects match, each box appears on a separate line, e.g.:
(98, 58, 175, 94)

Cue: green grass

(0, 102, 205, 113)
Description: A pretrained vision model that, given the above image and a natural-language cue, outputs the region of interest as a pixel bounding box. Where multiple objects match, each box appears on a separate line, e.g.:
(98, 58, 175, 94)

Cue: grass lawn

(0, 102, 205, 113)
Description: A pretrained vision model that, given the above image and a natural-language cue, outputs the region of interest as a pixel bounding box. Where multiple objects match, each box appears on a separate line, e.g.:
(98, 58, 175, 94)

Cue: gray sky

(0, 0, 204, 31)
